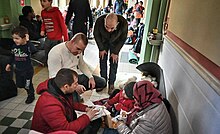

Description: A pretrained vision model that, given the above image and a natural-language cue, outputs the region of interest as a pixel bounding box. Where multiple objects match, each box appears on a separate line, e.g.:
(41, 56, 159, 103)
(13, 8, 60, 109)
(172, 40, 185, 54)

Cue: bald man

(48, 33, 106, 101)
(94, 13, 128, 95)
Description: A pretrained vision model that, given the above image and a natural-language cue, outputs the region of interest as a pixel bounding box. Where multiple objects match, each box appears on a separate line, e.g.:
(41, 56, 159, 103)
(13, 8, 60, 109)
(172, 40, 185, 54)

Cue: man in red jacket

(31, 68, 101, 133)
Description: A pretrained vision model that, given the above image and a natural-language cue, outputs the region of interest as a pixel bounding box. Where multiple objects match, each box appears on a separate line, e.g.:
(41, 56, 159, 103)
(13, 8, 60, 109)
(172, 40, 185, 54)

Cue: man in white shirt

(48, 33, 106, 101)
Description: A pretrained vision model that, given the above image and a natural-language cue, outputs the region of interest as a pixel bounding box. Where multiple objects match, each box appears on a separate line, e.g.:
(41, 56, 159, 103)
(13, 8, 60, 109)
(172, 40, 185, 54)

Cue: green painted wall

(0, 0, 31, 38)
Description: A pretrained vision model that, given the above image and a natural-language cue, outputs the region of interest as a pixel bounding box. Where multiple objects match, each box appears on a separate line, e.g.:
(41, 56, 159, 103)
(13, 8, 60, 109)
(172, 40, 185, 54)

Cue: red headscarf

(126, 80, 163, 124)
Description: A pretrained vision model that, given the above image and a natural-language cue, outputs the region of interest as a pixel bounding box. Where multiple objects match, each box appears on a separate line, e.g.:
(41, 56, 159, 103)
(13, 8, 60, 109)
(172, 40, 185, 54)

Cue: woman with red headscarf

(116, 80, 172, 134)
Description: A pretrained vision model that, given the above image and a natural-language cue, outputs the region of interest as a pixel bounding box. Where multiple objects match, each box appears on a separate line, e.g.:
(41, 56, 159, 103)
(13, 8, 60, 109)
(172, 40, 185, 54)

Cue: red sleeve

(57, 10, 69, 41)
(107, 91, 121, 105)
(73, 102, 88, 112)
(40, 96, 90, 133)
(41, 11, 46, 32)
(115, 100, 135, 112)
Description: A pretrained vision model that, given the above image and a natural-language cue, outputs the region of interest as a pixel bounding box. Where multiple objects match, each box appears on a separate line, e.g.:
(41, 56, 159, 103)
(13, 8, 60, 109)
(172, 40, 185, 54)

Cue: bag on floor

(0, 78, 17, 101)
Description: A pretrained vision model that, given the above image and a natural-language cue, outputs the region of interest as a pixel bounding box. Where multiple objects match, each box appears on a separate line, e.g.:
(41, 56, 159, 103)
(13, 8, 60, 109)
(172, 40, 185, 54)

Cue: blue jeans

(100, 50, 118, 85)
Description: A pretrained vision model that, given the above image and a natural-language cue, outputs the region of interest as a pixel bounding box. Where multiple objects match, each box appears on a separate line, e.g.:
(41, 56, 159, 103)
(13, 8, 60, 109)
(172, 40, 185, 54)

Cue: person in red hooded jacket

(40, 0, 69, 64)
(31, 68, 102, 134)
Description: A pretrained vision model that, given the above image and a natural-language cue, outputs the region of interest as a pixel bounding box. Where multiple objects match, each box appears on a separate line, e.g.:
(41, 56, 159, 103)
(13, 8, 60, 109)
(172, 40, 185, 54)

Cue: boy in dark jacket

(5, 26, 37, 104)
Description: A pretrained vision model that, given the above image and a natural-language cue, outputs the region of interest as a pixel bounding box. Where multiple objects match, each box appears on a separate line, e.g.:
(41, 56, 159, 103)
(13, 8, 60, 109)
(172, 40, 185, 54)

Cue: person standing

(65, 0, 93, 38)
(114, 0, 125, 15)
(5, 26, 37, 104)
(93, 13, 128, 95)
(31, 68, 102, 133)
(40, 0, 69, 64)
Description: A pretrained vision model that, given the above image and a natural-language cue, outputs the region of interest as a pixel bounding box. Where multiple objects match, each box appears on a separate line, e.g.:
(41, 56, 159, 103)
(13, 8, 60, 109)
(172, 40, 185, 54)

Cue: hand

(116, 120, 124, 127)
(89, 28, 92, 33)
(40, 31, 45, 36)
(5, 64, 11, 71)
(99, 50, 107, 60)
(88, 77, 95, 89)
(86, 107, 99, 120)
(75, 85, 86, 94)
(104, 102, 110, 107)
(85, 106, 95, 112)
(110, 53, 118, 63)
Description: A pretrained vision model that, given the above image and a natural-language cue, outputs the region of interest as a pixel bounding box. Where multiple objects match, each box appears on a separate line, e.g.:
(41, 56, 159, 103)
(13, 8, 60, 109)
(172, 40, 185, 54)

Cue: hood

(36, 79, 50, 94)
(43, 7, 59, 13)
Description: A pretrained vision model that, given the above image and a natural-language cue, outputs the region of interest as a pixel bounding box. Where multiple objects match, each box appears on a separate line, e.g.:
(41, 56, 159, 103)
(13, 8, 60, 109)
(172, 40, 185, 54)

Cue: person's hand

(75, 84, 86, 94)
(85, 106, 94, 112)
(5, 64, 11, 71)
(40, 31, 45, 36)
(99, 50, 107, 60)
(104, 102, 110, 107)
(88, 77, 95, 89)
(110, 53, 118, 63)
(86, 107, 99, 120)
(116, 120, 124, 127)
(89, 28, 92, 33)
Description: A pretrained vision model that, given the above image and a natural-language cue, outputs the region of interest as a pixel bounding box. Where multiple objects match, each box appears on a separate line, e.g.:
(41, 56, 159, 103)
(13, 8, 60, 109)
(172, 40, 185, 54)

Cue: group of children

(6, 0, 68, 104)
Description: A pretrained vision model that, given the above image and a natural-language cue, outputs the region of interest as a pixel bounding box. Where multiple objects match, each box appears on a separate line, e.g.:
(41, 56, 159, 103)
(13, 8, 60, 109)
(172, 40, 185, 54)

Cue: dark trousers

(79, 118, 102, 134)
(44, 38, 62, 64)
(72, 21, 87, 36)
(78, 74, 106, 90)
(100, 50, 118, 85)
(73, 74, 107, 102)
(15, 68, 34, 97)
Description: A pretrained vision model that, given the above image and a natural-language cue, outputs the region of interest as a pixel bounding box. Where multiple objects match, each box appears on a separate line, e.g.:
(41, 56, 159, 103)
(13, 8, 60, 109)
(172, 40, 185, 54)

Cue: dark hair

(73, 33, 88, 46)
(22, 6, 33, 17)
(139, 1, 143, 5)
(124, 82, 136, 99)
(11, 26, 28, 38)
(54, 68, 78, 88)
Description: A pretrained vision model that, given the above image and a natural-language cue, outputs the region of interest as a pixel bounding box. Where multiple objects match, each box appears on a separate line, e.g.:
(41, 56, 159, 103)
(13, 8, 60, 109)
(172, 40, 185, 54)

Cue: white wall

(158, 37, 220, 134)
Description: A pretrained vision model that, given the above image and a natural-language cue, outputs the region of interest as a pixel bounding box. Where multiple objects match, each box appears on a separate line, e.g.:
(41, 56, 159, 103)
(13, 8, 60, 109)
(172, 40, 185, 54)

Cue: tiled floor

(0, 40, 141, 134)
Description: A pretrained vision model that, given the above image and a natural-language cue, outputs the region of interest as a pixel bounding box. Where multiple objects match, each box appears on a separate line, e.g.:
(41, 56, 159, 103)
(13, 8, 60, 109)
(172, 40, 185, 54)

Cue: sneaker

(25, 96, 35, 104)
(108, 84, 115, 95)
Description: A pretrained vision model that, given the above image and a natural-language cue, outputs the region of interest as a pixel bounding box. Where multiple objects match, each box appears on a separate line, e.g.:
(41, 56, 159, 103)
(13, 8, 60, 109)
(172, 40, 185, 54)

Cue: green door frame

(139, 0, 169, 64)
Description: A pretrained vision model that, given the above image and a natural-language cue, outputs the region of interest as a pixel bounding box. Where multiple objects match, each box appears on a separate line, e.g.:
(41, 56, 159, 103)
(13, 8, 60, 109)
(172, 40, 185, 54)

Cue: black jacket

(93, 14, 128, 55)
(19, 15, 41, 40)
(65, 0, 93, 35)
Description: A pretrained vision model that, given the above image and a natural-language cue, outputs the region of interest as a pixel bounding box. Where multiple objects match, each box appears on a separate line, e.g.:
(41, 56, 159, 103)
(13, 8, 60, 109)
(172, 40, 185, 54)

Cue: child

(104, 82, 136, 117)
(5, 26, 37, 104)
(40, 0, 69, 64)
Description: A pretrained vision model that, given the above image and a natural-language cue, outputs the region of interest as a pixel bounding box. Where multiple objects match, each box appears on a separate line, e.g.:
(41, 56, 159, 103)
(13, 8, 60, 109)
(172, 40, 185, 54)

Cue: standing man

(47, 33, 106, 101)
(65, 0, 93, 38)
(93, 13, 128, 95)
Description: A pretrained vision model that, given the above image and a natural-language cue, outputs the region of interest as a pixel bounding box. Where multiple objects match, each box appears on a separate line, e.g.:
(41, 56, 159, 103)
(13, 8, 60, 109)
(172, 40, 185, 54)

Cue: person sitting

(31, 68, 102, 134)
(47, 33, 106, 102)
(19, 6, 42, 41)
(115, 80, 173, 134)
(104, 82, 136, 117)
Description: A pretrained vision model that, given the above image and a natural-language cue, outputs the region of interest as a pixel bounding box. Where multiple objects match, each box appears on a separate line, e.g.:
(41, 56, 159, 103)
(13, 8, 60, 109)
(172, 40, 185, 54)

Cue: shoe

(25, 96, 35, 104)
(96, 88, 104, 92)
(108, 84, 114, 95)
